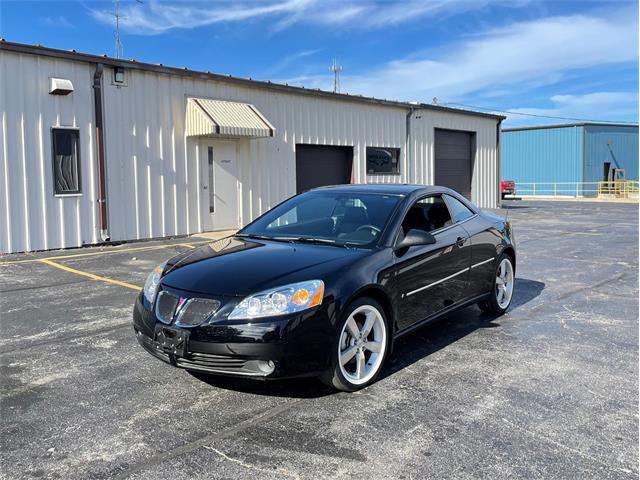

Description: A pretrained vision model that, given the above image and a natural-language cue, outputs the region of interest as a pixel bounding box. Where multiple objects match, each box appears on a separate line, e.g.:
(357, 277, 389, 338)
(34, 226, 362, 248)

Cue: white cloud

(90, 0, 315, 35)
(502, 92, 639, 126)
(260, 49, 322, 77)
(89, 0, 516, 35)
(42, 15, 75, 29)
(355, 0, 529, 28)
(87, 1, 638, 124)
(334, 9, 638, 102)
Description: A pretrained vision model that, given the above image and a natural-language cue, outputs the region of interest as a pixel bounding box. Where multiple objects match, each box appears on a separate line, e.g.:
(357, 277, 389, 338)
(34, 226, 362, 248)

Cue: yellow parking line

(0, 240, 208, 266)
(38, 258, 141, 291)
(173, 243, 196, 248)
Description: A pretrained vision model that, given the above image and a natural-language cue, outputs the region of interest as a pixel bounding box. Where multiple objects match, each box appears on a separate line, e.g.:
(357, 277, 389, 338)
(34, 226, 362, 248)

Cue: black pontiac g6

(133, 184, 516, 391)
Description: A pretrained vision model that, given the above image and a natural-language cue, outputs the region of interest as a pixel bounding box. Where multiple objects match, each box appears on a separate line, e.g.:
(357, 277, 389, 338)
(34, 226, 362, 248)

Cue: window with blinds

(52, 128, 81, 195)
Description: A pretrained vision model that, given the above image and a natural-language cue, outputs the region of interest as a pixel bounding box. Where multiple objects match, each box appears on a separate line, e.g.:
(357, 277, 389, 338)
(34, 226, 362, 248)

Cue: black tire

(501, 192, 506, 200)
(320, 297, 390, 392)
(478, 253, 514, 315)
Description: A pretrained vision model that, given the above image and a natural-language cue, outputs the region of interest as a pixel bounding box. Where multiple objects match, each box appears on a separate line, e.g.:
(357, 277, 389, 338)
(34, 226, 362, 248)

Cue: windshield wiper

(235, 233, 270, 240)
(236, 233, 301, 243)
(289, 237, 353, 249)
(237, 233, 355, 248)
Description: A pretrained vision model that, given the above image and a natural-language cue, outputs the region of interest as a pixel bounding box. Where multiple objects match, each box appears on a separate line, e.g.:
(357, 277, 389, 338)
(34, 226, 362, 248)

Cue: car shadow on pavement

(188, 371, 335, 398)
(190, 278, 544, 398)
(381, 277, 545, 380)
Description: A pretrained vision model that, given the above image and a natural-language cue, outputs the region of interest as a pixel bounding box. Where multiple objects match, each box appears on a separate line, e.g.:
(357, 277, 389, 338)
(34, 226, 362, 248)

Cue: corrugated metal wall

(584, 125, 639, 183)
(501, 126, 583, 187)
(1, 50, 500, 253)
(0, 51, 99, 254)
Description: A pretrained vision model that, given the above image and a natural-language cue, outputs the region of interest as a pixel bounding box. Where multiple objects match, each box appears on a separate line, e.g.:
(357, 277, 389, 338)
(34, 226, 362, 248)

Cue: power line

(442, 101, 637, 124)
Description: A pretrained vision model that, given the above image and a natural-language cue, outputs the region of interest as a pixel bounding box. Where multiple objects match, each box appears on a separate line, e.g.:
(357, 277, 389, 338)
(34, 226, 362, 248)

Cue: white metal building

(0, 41, 504, 254)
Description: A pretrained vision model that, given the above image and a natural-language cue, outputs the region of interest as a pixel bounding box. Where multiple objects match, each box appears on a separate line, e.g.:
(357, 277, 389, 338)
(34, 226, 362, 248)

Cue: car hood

(161, 236, 367, 296)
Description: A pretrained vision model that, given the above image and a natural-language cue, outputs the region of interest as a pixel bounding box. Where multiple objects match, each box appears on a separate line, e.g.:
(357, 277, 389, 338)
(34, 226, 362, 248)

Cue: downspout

(406, 107, 415, 183)
(496, 118, 503, 207)
(93, 64, 109, 241)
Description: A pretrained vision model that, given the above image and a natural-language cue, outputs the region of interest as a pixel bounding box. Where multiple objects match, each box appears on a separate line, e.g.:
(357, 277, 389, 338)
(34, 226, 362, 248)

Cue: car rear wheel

(320, 297, 389, 392)
(478, 254, 514, 315)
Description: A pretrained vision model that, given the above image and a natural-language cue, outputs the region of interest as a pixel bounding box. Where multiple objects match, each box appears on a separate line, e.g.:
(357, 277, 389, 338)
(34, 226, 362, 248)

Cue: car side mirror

(394, 228, 436, 251)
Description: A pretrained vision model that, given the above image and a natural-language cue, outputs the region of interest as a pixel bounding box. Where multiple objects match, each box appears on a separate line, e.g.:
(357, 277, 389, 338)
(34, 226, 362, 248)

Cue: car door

(443, 194, 498, 299)
(392, 194, 472, 331)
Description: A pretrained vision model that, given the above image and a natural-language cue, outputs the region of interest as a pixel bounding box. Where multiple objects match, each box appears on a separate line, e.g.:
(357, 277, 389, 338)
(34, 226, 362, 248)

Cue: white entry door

(201, 140, 239, 231)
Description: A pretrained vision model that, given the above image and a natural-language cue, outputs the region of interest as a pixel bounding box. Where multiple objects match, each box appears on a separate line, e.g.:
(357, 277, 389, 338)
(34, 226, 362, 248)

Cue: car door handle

(455, 237, 466, 247)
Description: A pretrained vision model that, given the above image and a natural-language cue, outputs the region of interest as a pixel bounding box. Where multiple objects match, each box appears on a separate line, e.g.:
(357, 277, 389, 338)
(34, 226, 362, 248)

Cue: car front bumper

(132, 293, 335, 379)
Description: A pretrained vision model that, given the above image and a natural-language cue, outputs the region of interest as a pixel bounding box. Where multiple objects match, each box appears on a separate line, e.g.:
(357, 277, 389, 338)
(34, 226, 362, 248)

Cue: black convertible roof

(310, 184, 439, 195)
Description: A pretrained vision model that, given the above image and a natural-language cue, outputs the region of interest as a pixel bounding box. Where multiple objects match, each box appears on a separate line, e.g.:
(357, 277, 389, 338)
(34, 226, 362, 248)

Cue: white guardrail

(507, 181, 639, 199)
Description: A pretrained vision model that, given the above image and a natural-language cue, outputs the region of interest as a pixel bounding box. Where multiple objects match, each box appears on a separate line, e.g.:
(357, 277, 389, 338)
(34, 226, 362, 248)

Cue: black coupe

(133, 184, 516, 391)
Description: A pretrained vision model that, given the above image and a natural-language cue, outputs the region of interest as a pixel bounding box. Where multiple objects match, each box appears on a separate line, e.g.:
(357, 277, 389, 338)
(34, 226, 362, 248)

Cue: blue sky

(1, 0, 638, 126)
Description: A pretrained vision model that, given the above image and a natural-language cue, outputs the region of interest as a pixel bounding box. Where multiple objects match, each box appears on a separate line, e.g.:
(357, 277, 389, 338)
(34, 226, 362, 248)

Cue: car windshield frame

(238, 190, 405, 249)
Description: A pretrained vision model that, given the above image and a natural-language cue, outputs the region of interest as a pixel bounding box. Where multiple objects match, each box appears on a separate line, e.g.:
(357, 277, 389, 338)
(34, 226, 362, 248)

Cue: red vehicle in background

(501, 180, 516, 199)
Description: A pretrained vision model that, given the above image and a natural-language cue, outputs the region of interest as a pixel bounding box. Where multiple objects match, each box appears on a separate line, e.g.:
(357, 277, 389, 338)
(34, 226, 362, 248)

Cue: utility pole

(330, 58, 342, 93)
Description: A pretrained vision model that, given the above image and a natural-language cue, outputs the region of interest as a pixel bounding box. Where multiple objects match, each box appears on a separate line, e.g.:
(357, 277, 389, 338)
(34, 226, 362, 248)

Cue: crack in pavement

(111, 398, 303, 479)
(0, 322, 131, 356)
(500, 417, 637, 478)
(0, 277, 92, 293)
(526, 272, 630, 316)
(202, 445, 301, 480)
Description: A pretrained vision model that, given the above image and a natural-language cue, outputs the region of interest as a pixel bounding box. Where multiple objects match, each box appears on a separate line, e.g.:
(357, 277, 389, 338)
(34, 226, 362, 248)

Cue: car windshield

(239, 191, 403, 248)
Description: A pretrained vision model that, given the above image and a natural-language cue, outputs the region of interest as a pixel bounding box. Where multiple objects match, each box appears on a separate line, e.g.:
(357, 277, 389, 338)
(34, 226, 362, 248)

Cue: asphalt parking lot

(1, 200, 638, 479)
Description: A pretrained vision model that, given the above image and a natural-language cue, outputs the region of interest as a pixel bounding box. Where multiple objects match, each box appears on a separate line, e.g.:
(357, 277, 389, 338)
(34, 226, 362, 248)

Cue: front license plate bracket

(154, 325, 189, 357)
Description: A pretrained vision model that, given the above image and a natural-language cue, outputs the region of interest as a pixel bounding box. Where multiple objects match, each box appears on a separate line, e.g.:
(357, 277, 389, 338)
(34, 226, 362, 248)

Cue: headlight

(143, 261, 167, 304)
(228, 280, 324, 320)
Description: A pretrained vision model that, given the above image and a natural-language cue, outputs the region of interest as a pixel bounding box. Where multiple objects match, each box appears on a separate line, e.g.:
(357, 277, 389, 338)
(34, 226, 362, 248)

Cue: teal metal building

(501, 123, 638, 195)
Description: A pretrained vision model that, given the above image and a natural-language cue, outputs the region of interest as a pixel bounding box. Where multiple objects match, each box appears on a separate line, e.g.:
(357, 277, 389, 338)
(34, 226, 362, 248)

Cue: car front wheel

(320, 297, 389, 392)
(478, 253, 515, 315)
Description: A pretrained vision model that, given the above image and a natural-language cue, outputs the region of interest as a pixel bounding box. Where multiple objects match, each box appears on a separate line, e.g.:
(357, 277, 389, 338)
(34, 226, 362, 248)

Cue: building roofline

(0, 39, 505, 121)
(503, 122, 639, 132)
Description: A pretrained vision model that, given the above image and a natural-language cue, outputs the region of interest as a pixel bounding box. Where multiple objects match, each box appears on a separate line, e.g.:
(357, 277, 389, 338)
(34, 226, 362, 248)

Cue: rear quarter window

(443, 194, 475, 223)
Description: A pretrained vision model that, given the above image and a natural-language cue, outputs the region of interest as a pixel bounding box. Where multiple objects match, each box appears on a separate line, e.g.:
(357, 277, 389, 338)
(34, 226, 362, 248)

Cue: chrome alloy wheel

(495, 257, 514, 309)
(338, 305, 387, 386)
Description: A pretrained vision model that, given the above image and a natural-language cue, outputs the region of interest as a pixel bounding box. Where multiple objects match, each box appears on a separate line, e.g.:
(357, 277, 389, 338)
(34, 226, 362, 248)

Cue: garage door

(434, 129, 474, 199)
(296, 144, 354, 193)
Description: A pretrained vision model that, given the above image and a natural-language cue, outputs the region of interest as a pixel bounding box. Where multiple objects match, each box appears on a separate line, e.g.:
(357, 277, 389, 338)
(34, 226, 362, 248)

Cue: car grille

(137, 333, 258, 375)
(175, 298, 221, 327)
(155, 290, 221, 326)
(156, 291, 180, 324)
(176, 352, 248, 372)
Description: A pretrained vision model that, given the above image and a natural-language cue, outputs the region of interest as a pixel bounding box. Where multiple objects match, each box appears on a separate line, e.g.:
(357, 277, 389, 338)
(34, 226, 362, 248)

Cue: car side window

(443, 194, 475, 223)
(400, 195, 453, 236)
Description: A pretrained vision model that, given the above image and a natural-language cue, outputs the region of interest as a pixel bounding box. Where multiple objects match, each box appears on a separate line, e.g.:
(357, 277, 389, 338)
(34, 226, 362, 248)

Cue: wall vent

(49, 77, 74, 95)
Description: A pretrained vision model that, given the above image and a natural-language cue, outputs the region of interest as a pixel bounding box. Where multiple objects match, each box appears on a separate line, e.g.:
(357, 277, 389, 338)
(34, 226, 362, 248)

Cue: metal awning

(186, 97, 275, 138)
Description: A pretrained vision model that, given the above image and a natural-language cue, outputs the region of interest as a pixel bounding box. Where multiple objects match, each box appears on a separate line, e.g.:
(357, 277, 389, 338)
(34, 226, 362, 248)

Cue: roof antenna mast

(113, 0, 143, 59)
(330, 58, 342, 93)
